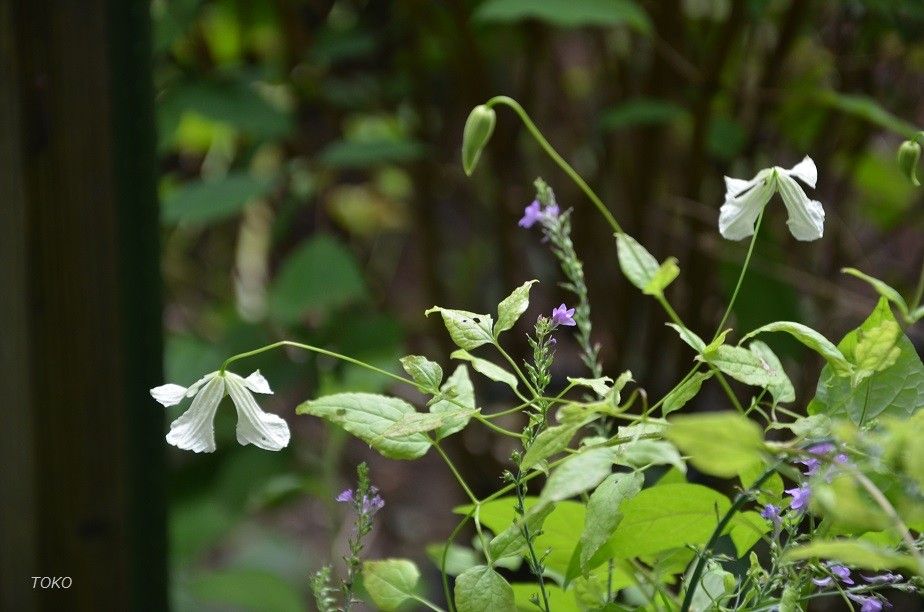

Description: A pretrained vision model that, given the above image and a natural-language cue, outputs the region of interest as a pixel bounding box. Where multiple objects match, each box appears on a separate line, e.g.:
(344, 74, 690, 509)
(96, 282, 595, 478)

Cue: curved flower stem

(493, 342, 540, 399)
(714, 209, 765, 340)
(680, 463, 781, 612)
(486, 95, 623, 234)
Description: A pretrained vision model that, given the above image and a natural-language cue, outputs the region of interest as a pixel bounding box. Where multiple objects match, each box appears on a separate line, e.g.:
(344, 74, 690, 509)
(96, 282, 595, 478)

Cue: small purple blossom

(808, 442, 836, 455)
(812, 576, 834, 588)
(862, 572, 903, 584)
(362, 493, 385, 515)
(812, 564, 853, 588)
(551, 303, 576, 327)
(848, 594, 888, 612)
(785, 484, 811, 511)
(760, 504, 781, 524)
(544, 203, 560, 218)
(798, 457, 822, 476)
(835, 452, 849, 464)
(336, 489, 354, 503)
(519, 200, 543, 228)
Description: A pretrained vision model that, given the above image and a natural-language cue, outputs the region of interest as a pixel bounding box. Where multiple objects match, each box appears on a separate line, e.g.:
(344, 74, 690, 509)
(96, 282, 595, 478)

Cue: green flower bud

(461, 104, 496, 176)
(897, 138, 922, 187)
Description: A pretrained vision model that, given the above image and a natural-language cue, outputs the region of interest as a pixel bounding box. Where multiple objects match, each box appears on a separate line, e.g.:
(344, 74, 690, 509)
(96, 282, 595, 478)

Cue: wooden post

(0, 1, 167, 609)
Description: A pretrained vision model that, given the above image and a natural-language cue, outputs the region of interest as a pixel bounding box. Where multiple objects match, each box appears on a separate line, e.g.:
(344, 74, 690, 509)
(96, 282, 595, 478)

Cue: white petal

(166, 375, 225, 453)
(777, 173, 825, 241)
(185, 371, 218, 397)
(785, 156, 817, 188)
(150, 383, 188, 407)
(724, 175, 758, 198)
(718, 177, 775, 240)
(226, 375, 290, 451)
(244, 370, 273, 395)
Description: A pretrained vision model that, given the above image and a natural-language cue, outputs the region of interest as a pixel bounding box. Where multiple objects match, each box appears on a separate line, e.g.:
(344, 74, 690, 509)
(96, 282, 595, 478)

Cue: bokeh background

(2, 0, 924, 610)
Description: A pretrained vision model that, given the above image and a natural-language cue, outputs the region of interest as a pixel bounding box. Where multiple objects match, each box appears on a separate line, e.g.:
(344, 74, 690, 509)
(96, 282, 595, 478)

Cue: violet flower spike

(785, 484, 811, 511)
(760, 504, 781, 524)
(848, 594, 887, 612)
(519, 200, 543, 228)
(551, 304, 577, 327)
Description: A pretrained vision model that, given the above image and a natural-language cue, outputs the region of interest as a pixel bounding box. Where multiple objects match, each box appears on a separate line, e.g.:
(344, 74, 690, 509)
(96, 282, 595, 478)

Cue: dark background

(2, 0, 923, 610)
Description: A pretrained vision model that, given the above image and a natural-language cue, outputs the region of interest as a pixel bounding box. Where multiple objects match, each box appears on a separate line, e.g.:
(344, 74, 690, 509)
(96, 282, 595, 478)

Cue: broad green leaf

(488, 503, 555, 561)
(666, 323, 707, 353)
(426, 543, 481, 577)
(740, 322, 851, 376)
(599, 98, 687, 131)
(812, 474, 890, 533)
(451, 349, 518, 390)
(379, 411, 469, 439)
(520, 423, 581, 471)
(702, 344, 786, 390)
(727, 510, 770, 557)
(474, 0, 651, 32)
(362, 559, 420, 611)
(666, 412, 765, 478)
(454, 565, 516, 612)
(809, 299, 924, 423)
(399, 355, 443, 391)
(425, 307, 494, 350)
(748, 340, 795, 403)
(769, 414, 833, 440)
(739, 463, 784, 504)
(430, 366, 476, 439)
(567, 376, 613, 398)
(511, 583, 580, 612)
(161, 173, 275, 225)
(852, 319, 901, 383)
(615, 233, 660, 292)
(580, 472, 644, 569)
(494, 280, 537, 336)
(269, 235, 367, 324)
(784, 540, 921, 573)
(615, 440, 686, 473)
(462, 105, 496, 176)
(643, 257, 680, 296)
(688, 561, 735, 612)
(556, 400, 623, 425)
(661, 371, 712, 416)
(541, 448, 615, 502)
(297, 393, 430, 459)
(842, 267, 909, 320)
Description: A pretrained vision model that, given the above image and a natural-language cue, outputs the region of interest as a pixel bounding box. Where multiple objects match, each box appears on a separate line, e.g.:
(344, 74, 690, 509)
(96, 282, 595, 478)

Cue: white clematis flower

(150, 370, 290, 453)
(719, 156, 825, 241)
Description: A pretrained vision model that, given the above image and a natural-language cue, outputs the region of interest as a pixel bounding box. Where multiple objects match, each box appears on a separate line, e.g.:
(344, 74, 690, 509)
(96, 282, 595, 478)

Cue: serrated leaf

(399, 355, 443, 391)
(667, 323, 707, 353)
(740, 321, 851, 376)
(488, 503, 555, 561)
(666, 412, 765, 478)
(567, 376, 613, 398)
(661, 371, 712, 416)
(520, 423, 581, 471)
(702, 344, 785, 390)
(494, 280, 538, 336)
(451, 349, 518, 389)
(748, 340, 795, 403)
(615, 440, 686, 473)
(842, 267, 909, 320)
(429, 366, 476, 439)
(454, 566, 516, 612)
(362, 559, 420, 611)
(297, 393, 430, 459)
(643, 257, 680, 296)
(379, 411, 469, 439)
(425, 307, 494, 350)
(580, 472, 644, 569)
(615, 233, 660, 291)
(541, 448, 615, 502)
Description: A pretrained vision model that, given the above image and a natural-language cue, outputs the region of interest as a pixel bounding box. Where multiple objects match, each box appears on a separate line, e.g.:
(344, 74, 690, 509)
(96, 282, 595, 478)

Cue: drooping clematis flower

(151, 370, 290, 453)
(551, 303, 577, 327)
(719, 156, 825, 241)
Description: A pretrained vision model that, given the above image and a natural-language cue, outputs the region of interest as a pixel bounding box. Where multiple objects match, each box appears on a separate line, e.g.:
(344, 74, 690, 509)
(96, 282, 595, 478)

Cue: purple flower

(862, 572, 902, 584)
(544, 203, 560, 218)
(551, 303, 576, 327)
(785, 484, 811, 511)
(519, 200, 543, 228)
(835, 453, 849, 464)
(812, 564, 853, 588)
(362, 493, 385, 515)
(760, 504, 781, 523)
(798, 457, 822, 476)
(808, 442, 836, 455)
(336, 489, 354, 503)
(812, 576, 834, 588)
(848, 594, 888, 612)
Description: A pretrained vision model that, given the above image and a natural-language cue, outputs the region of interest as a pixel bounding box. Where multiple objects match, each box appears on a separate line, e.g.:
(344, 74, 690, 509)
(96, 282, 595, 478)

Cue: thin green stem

(714, 208, 764, 340)
(472, 413, 523, 438)
(440, 511, 473, 612)
(486, 95, 623, 234)
(493, 342, 540, 399)
(712, 365, 746, 413)
(911, 256, 924, 311)
(431, 440, 478, 505)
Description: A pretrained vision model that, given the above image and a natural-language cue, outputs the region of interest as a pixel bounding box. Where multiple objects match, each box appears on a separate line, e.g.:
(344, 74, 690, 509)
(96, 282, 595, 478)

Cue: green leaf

(666, 323, 708, 353)
(769, 414, 833, 440)
(462, 105, 497, 176)
(379, 411, 466, 439)
(809, 299, 924, 423)
(643, 257, 680, 296)
(666, 413, 765, 478)
(615, 440, 686, 473)
(784, 540, 921, 573)
(727, 510, 770, 557)
(842, 267, 909, 320)
(269, 235, 367, 324)
(430, 365, 476, 439)
(425, 307, 494, 351)
(615, 233, 660, 292)
(362, 559, 421, 611)
(567, 376, 614, 398)
(511, 583, 580, 612)
(520, 423, 581, 471)
(399, 355, 443, 391)
(688, 561, 735, 612)
(474, 0, 651, 32)
(451, 349, 518, 390)
(426, 543, 481, 577)
(488, 503, 555, 561)
(161, 173, 274, 225)
(702, 345, 788, 391)
(494, 280, 538, 336)
(661, 371, 712, 416)
(541, 448, 615, 502)
(748, 340, 795, 403)
(599, 98, 687, 131)
(580, 472, 644, 569)
(297, 393, 430, 459)
(454, 565, 516, 612)
(740, 321, 852, 376)
(852, 319, 901, 384)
